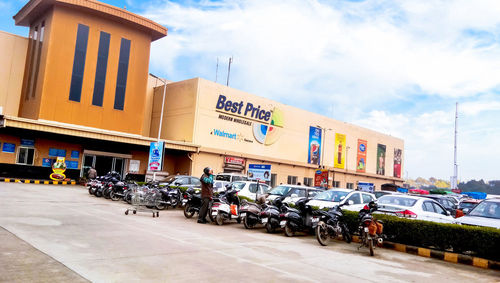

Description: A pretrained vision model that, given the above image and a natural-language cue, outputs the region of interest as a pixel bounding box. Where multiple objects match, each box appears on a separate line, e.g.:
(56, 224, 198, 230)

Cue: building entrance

(81, 151, 128, 179)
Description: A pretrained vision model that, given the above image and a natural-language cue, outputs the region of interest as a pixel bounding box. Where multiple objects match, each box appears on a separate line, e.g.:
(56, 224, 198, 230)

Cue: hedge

(341, 210, 500, 261)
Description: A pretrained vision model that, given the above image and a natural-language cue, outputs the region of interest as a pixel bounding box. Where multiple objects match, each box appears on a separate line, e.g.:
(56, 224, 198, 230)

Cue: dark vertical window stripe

(92, 31, 110, 106)
(114, 38, 130, 110)
(69, 24, 89, 102)
(31, 21, 44, 98)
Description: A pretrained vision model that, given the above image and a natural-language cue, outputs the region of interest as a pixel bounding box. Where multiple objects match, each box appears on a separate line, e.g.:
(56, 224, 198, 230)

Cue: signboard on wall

(21, 139, 35, 147)
(129, 160, 140, 173)
(358, 182, 374, 193)
(71, 150, 80, 159)
(307, 126, 322, 165)
(2, 143, 15, 153)
(148, 142, 164, 171)
(376, 144, 386, 175)
(356, 139, 367, 173)
(334, 133, 346, 169)
(247, 164, 271, 181)
(314, 169, 329, 188)
(394, 148, 402, 178)
(42, 158, 52, 167)
(224, 156, 245, 166)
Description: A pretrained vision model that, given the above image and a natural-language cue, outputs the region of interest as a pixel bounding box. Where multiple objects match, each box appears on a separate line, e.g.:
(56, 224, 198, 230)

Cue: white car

(230, 181, 270, 202)
(215, 173, 248, 183)
(266, 185, 322, 204)
(376, 195, 455, 223)
(306, 188, 376, 212)
(213, 181, 230, 193)
(455, 199, 500, 229)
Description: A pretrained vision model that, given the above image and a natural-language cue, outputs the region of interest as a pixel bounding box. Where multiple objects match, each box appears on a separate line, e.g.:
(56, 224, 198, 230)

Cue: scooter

(211, 188, 241, 225)
(182, 188, 202, 218)
(240, 199, 268, 229)
(315, 202, 352, 246)
(262, 196, 286, 233)
(280, 197, 317, 237)
(155, 187, 182, 210)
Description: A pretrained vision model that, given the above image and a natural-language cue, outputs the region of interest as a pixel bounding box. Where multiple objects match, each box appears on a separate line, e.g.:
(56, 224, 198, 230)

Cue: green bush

(341, 210, 500, 261)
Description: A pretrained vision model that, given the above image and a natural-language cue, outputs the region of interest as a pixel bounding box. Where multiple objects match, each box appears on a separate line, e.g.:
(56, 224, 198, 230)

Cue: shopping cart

(125, 184, 160, 217)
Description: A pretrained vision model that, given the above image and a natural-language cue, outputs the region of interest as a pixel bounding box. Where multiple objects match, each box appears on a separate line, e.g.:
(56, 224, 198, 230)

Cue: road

(0, 182, 498, 282)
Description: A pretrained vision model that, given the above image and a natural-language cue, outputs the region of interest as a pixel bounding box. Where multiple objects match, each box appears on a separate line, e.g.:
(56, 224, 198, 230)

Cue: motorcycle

(211, 188, 241, 225)
(357, 201, 384, 256)
(240, 200, 267, 229)
(109, 180, 133, 201)
(280, 197, 317, 237)
(182, 188, 202, 218)
(155, 187, 182, 210)
(262, 196, 286, 233)
(315, 202, 352, 246)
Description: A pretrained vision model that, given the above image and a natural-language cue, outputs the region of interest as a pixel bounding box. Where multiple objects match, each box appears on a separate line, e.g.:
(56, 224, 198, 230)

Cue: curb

(0, 178, 76, 185)
(350, 235, 500, 270)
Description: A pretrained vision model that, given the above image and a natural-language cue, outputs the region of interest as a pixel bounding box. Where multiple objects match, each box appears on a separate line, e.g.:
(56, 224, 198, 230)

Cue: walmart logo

(212, 129, 237, 140)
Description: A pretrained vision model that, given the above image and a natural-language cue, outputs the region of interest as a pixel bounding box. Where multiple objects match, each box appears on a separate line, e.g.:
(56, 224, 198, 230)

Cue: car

(454, 199, 500, 229)
(230, 181, 271, 202)
(306, 188, 376, 212)
(213, 180, 230, 193)
(419, 195, 459, 217)
(266, 185, 322, 204)
(215, 173, 248, 183)
(159, 175, 201, 190)
(374, 190, 401, 199)
(455, 198, 481, 218)
(376, 195, 455, 223)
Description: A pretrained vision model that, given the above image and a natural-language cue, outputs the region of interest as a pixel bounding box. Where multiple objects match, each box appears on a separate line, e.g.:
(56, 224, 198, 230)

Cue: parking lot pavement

(0, 183, 499, 283)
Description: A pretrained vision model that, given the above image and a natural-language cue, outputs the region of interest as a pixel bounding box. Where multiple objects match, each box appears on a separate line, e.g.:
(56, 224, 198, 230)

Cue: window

(191, 178, 201, 186)
(287, 175, 297, 185)
(114, 38, 131, 110)
(422, 201, 435, 212)
(249, 184, 258, 193)
(175, 178, 189, 185)
(16, 147, 35, 165)
(290, 188, 306, 198)
(92, 31, 110, 106)
(69, 24, 90, 102)
(271, 174, 277, 187)
(259, 185, 270, 194)
(362, 193, 374, 203)
(346, 193, 361, 204)
(333, 181, 340, 188)
(346, 183, 354, 189)
(303, 177, 313, 187)
(432, 203, 447, 215)
(308, 190, 320, 198)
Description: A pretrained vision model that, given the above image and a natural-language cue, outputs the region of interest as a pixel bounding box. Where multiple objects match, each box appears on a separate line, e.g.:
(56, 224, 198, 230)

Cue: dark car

(457, 199, 481, 215)
(374, 190, 401, 199)
(420, 195, 458, 217)
(160, 175, 201, 190)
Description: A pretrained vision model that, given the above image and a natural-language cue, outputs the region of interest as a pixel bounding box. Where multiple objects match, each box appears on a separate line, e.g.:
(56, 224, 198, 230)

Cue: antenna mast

(451, 102, 458, 190)
(215, 57, 219, 83)
(226, 56, 233, 86)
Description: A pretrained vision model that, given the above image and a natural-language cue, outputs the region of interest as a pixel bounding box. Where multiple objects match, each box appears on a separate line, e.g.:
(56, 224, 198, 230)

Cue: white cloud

(143, 0, 500, 180)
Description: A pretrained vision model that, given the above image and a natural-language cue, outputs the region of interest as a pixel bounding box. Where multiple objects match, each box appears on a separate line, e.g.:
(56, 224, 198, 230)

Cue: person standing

(198, 167, 214, 224)
(87, 166, 97, 180)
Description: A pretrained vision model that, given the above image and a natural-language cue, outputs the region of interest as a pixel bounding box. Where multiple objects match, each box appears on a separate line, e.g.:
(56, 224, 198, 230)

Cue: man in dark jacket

(198, 167, 214, 224)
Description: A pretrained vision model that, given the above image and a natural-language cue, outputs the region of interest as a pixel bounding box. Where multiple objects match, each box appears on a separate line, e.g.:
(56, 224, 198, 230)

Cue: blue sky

(3, 0, 500, 181)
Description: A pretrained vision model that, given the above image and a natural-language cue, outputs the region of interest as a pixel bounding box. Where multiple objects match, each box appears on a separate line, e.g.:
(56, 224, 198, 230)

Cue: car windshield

(468, 201, 500, 219)
(161, 176, 177, 184)
(215, 175, 230, 181)
(232, 176, 247, 181)
(214, 182, 223, 189)
(378, 196, 417, 207)
(269, 186, 292, 196)
(231, 182, 246, 191)
(459, 202, 477, 210)
(313, 190, 349, 202)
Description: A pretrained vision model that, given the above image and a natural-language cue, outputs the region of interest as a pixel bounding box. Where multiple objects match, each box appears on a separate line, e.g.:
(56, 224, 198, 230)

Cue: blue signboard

(2, 143, 15, 153)
(307, 126, 322, 165)
(248, 164, 272, 181)
(42, 158, 53, 167)
(49, 148, 66, 157)
(65, 161, 79, 169)
(21, 139, 35, 147)
(147, 141, 164, 171)
(71, 150, 80, 159)
(357, 182, 375, 193)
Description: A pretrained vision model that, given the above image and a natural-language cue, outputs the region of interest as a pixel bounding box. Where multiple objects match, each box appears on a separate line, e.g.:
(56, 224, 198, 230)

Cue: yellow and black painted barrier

(1, 178, 76, 185)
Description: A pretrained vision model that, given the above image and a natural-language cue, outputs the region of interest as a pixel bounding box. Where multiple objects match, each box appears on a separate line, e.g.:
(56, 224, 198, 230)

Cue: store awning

(0, 115, 200, 152)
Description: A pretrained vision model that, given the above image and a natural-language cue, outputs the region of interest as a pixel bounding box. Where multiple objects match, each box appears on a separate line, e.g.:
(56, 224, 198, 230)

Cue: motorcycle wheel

(243, 217, 254, 229)
(95, 190, 102, 197)
(215, 212, 224, 226)
(369, 238, 374, 256)
(284, 222, 295, 237)
(110, 191, 120, 201)
(88, 187, 94, 195)
(265, 221, 275, 233)
(315, 222, 330, 246)
(183, 204, 195, 218)
(103, 189, 111, 199)
(342, 223, 352, 244)
(155, 199, 167, 210)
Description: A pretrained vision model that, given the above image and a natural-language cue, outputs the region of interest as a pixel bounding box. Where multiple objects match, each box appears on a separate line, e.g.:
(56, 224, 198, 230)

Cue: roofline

(13, 0, 167, 41)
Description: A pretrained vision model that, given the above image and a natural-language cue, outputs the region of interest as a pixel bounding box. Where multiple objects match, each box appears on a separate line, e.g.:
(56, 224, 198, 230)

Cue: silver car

(376, 195, 455, 223)
(455, 199, 500, 229)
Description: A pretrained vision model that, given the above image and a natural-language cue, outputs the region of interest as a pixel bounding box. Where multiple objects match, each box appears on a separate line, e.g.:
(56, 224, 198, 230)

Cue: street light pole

(150, 74, 167, 181)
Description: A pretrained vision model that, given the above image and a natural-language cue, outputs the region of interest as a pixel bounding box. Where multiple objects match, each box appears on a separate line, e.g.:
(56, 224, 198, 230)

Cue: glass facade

(114, 38, 131, 110)
(92, 31, 111, 106)
(69, 24, 90, 102)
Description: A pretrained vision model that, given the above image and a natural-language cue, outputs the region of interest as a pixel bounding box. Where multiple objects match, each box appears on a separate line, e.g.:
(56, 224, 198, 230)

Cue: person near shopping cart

(198, 167, 214, 224)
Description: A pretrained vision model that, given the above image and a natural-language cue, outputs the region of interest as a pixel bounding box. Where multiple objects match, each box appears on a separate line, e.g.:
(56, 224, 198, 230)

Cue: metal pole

(452, 102, 458, 190)
(226, 56, 233, 86)
(150, 74, 167, 182)
(321, 127, 325, 168)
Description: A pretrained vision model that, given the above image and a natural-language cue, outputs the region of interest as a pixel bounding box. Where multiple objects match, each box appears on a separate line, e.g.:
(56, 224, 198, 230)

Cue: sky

(2, 0, 500, 182)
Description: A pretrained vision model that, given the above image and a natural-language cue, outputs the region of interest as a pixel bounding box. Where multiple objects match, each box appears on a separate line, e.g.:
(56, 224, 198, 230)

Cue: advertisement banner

(307, 126, 322, 165)
(248, 164, 271, 181)
(357, 182, 374, 193)
(356, 139, 367, 173)
(394, 148, 402, 178)
(148, 141, 164, 171)
(50, 157, 67, 181)
(2, 143, 15, 153)
(334, 133, 346, 169)
(314, 169, 329, 188)
(376, 144, 386, 175)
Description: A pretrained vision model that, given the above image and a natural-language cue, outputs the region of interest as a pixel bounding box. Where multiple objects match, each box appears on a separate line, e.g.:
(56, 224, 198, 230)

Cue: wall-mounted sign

(356, 139, 367, 173)
(314, 169, 329, 188)
(49, 148, 66, 157)
(42, 158, 53, 167)
(358, 182, 374, 193)
(376, 144, 386, 175)
(2, 143, 15, 153)
(71, 150, 80, 159)
(148, 141, 164, 171)
(307, 126, 322, 165)
(394, 148, 402, 178)
(129, 160, 140, 173)
(65, 161, 78, 169)
(247, 164, 271, 181)
(50, 157, 67, 181)
(224, 156, 245, 166)
(21, 139, 35, 147)
(334, 133, 346, 169)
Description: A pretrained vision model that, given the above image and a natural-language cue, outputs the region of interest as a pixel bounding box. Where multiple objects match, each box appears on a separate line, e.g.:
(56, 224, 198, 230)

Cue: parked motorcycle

(357, 201, 384, 256)
(280, 197, 317, 237)
(109, 180, 133, 201)
(155, 187, 182, 210)
(240, 199, 267, 229)
(315, 202, 352, 246)
(262, 196, 286, 233)
(211, 188, 241, 225)
(182, 188, 202, 218)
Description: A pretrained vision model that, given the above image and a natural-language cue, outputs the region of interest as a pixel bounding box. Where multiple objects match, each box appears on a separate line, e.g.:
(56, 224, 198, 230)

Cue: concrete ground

(0, 183, 498, 283)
